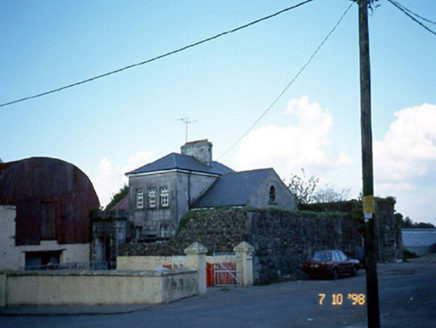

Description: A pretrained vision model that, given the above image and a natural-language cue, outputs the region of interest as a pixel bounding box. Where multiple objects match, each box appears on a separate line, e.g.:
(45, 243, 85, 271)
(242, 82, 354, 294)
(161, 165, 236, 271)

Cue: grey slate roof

(192, 168, 274, 208)
(126, 153, 233, 176)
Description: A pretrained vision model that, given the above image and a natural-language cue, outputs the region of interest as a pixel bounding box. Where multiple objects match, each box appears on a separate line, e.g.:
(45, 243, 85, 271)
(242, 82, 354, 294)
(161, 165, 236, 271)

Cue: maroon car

(302, 250, 361, 280)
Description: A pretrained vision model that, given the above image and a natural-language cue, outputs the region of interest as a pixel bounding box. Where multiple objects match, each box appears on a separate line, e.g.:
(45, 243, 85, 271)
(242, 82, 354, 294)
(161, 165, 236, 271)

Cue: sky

(1, 0, 435, 225)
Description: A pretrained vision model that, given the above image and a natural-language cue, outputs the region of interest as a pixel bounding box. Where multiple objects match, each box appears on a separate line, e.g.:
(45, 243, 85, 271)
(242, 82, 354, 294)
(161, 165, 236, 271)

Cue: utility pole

(177, 117, 197, 143)
(358, 0, 380, 327)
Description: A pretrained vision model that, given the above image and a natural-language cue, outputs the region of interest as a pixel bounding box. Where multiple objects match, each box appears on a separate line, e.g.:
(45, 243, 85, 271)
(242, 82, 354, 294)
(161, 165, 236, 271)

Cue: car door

(338, 250, 352, 273)
(332, 251, 343, 273)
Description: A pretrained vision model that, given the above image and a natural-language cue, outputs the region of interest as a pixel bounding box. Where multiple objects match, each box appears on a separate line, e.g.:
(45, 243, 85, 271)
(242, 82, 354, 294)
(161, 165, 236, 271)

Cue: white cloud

(374, 103, 436, 223)
(374, 103, 436, 182)
(235, 96, 352, 179)
(93, 150, 156, 207)
(377, 182, 416, 194)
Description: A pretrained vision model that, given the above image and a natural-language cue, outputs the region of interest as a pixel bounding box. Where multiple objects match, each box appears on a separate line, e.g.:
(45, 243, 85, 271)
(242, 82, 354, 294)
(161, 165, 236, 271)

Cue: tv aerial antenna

(177, 117, 197, 143)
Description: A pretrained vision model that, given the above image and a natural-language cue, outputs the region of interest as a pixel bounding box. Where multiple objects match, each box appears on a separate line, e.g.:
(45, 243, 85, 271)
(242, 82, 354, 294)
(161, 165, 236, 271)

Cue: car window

(338, 251, 348, 261)
(333, 252, 340, 261)
(313, 251, 332, 261)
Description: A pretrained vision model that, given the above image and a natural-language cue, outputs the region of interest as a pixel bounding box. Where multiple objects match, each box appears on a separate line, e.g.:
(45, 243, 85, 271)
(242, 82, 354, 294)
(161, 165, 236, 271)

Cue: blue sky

(1, 0, 435, 225)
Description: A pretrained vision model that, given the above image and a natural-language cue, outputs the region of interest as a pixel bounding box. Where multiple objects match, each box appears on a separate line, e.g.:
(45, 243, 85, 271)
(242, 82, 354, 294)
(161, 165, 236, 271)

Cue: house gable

(192, 168, 297, 211)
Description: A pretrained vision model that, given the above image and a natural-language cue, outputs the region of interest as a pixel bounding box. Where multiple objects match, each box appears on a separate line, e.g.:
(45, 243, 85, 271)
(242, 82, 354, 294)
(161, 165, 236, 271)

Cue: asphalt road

(1, 257, 435, 328)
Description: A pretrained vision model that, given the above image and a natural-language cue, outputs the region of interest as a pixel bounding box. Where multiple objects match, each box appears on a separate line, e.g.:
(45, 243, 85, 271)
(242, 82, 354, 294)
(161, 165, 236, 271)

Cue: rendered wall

(0, 206, 16, 271)
(0, 269, 198, 307)
(0, 205, 90, 271)
(117, 256, 186, 270)
(129, 170, 217, 239)
(117, 255, 215, 270)
(247, 171, 297, 211)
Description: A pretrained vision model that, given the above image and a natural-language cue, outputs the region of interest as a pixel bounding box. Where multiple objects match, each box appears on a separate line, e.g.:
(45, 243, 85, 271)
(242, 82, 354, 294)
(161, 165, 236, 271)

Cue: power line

(388, 0, 436, 25)
(217, 2, 353, 161)
(387, 0, 436, 36)
(0, 0, 315, 108)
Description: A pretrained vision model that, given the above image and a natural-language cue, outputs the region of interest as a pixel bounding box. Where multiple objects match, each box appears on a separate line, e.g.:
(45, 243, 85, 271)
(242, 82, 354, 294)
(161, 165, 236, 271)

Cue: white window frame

(160, 186, 169, 207)
(135, 189, 144, 209)
(160, 224, 170, 238)
(148, 187, 157, 208)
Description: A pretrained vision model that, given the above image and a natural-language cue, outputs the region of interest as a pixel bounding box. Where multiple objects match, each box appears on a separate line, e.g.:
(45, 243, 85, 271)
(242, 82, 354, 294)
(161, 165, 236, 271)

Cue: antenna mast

(177, 117, 197, 143)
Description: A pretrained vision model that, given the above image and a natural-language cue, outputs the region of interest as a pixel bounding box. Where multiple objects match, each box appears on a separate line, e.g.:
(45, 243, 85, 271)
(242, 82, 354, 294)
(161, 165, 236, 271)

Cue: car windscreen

(313, 251, 332, 261)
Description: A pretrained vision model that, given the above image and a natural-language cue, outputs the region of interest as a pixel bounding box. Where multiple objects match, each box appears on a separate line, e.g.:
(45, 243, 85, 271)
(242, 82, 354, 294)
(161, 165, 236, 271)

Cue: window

(160, 225, 170, 238)
(40, 201, 57, 240)
(160, 187, 169, 207)
(269, 185, 276, 204)
(135, 189, 144, 209)
(148, 187, 157, 208)
(25, 251, 61, 270)
(338, 250, 348, 261)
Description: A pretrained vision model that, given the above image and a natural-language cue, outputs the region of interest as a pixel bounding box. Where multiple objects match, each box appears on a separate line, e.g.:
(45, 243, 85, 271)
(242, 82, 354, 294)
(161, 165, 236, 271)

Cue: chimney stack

(181, 139, 213, 166)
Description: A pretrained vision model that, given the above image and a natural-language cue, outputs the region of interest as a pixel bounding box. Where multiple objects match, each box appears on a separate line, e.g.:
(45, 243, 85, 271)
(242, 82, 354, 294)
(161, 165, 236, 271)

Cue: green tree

(287, 169, 349, 205)
(394, 213, 435, 229)
(312, 184, 350, 203)
(287, 169, 318, 204)
(106, 184, 129, 210)
(413, 222, 435, 229)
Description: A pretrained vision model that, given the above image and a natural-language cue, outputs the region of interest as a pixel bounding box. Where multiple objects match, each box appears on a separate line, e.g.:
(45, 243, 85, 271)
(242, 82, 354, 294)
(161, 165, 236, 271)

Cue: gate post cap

(234, 241, 254, 253)
(184, 242, 208, 255)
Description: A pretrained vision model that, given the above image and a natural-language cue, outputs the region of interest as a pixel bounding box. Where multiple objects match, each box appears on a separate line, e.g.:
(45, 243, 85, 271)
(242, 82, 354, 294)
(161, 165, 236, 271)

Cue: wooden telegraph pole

(358, 0, 380, 327)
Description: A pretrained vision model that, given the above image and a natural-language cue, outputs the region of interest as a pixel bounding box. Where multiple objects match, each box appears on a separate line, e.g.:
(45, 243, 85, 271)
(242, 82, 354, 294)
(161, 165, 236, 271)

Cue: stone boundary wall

(301, 198, 401, 262)
(246, 210, 360, 281)
(119, 208, 364, 282)
(119, 208, 249, 256)
(0, 269, 197, 307)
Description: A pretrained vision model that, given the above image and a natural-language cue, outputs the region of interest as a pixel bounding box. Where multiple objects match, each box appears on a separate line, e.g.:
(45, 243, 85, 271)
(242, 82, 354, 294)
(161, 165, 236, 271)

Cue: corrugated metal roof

(0, 157, 100, 245)
(0, 160, 19, 176)
(192, 168, 274, 208)
(126, 152, 233, 176)
(402, 229, 436, 247)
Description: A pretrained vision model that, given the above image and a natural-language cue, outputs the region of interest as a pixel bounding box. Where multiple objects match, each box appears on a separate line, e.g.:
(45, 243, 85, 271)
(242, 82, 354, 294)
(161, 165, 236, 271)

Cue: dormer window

(148, 187, 157, 208)
(269, 185, 276, 204)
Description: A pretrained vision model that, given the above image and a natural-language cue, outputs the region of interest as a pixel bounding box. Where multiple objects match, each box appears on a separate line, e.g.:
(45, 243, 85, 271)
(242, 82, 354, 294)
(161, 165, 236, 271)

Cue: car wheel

(351, 266, 358, 277)
(332, 268, 339, 280)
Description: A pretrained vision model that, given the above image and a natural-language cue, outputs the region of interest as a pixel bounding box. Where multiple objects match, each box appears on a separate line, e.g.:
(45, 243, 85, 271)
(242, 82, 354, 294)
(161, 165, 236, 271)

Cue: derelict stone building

(0, 157, 100, 270)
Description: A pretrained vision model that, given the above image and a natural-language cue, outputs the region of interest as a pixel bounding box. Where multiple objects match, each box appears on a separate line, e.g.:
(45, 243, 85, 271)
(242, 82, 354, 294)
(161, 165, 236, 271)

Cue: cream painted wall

(117, 256, 219, 271)
(0, 269, 198, 306)
(0, 205, 90, 271)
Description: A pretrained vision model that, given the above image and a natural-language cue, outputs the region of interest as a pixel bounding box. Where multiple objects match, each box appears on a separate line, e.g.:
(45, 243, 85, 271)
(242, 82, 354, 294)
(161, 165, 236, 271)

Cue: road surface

(1, 256, 435, 327)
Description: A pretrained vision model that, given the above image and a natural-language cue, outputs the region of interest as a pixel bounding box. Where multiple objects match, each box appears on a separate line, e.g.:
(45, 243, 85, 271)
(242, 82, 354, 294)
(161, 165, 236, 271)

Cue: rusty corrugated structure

(0, 157, 100, 246)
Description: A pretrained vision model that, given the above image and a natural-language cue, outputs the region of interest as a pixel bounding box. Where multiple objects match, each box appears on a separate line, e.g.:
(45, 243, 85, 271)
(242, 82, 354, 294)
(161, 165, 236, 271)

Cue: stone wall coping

(0, 268, 197, 277)
(184, 242, 208, 255)
(234, 241, 254, 253)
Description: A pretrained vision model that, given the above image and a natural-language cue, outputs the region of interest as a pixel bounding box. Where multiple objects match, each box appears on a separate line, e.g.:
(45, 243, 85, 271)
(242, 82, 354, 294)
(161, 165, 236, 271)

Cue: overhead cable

(0, 0, 315, 108)
(387, 0, 436, 36)
(217, 2, 353, 161)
